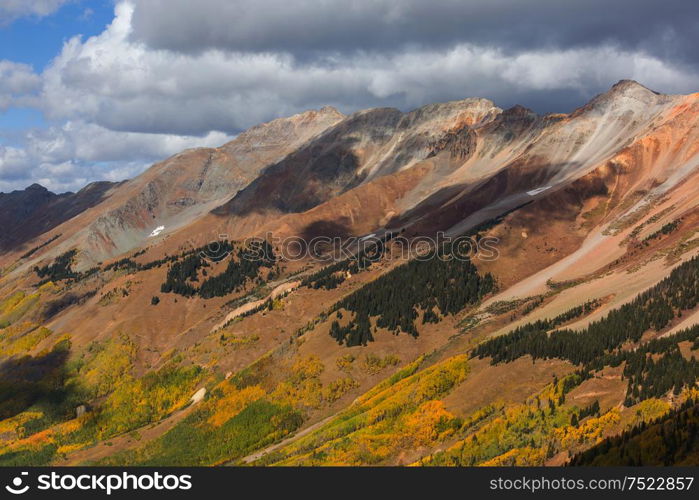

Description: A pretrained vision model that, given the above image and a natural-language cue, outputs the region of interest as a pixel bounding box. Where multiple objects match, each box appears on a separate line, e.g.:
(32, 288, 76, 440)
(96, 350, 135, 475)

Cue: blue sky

(0, 1, 110, 135)
(0, 1, 112, 70)
(1, 0, 697, 193)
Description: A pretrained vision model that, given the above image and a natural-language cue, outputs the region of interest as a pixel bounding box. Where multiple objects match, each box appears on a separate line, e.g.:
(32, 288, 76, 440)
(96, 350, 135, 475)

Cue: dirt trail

(211, 280, 301, 332)
(58, 398, 203, 466)
(238, 414, 336, 465)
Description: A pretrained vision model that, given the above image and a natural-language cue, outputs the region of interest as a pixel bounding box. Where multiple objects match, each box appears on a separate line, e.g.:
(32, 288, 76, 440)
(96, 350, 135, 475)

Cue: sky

(0, 0, 698, 193)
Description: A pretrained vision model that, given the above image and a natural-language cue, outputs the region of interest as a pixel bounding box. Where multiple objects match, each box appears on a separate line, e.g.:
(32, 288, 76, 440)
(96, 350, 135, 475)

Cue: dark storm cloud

(129, 0, 699, 68)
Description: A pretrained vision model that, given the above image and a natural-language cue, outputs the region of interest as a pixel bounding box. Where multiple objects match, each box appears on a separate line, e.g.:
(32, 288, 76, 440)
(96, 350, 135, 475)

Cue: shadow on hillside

(387, 160, 586, 236)
(210, 107, 407, 218)
(2, 181, 117, 254)
(0, 343, 72, 421)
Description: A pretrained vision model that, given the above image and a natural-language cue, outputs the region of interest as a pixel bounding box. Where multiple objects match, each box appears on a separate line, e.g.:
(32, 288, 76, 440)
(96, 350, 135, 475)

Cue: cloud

(0, 145, 29, 181)
(0, 0, 72, 25)
(128, 0, 699, 68)
(37, 2, 698, 138)
(0, 60, 41, 110)
(79, 7, 94, 21)
(25, 120, 230, 164)
(0, 121, 230, 192)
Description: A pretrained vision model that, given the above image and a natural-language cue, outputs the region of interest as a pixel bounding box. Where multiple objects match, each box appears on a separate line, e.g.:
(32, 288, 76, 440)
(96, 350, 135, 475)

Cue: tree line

(160, 240, 276, 299)
(301, 233, 395, 290)
(474, 255, 699, 405)
(330, 249, 495, 346)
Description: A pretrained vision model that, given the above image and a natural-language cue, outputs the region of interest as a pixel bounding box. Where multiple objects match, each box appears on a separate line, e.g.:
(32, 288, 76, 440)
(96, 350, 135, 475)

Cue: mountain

(0, 182, 117, 252)
(0, 81, 698, 467)
(0, 106, 344, 265)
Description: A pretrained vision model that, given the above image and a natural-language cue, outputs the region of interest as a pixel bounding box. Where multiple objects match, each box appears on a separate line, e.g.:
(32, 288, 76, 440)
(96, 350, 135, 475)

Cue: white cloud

(0, 145, 29, 180)
(0, 0, 72, 25)
(41, 2, 338, 135)
(362, 45, 699, 105)
(0, 60, 41, 109)
(25, 120, 230, 163)
(0, 121, 231, 192)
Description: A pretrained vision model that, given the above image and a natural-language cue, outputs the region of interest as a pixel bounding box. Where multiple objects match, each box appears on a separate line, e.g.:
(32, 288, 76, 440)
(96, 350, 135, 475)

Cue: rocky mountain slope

(0, 81, 698, 466)
(0, 182, 116, 252)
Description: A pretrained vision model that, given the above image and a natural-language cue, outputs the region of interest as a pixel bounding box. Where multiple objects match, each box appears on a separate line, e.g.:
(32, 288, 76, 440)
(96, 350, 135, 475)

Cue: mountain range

(0, 80, 697, 466)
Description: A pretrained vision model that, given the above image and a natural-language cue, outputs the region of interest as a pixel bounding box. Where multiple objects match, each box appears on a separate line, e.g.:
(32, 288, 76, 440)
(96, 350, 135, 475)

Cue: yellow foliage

(336, 353, 356, 373)
(0, 292, 39, 326)
(0, 291, 25, 315)
(632, 398, 671, 422)
(79, 335, 136, 397)
(419, 374, 582, 466)
(87, 361, 203, 442)
(208, 385, 266, 427)
(56, 443, 86, 455)
(0, 321, 35, 340)
(267, 355, 470, 466)
(0, 411, 44, 437)
(220, 334, 259, 348)
(680, 387, 699, 402)
(266, 355, 328, 409)
(2, 326, 51, 355)
(404, 400, 457, 446)
(550, 399, 669, 456)
(291, 355, 324, 380)
(321, 377, 359, 403)
(555, 408, 621, 449)
(481, 447, 546, 466)
(55, 418, 83, 435)
(272, 378, 323, 409)
(37, 282, 57, 293)
(361, 353, 400, 375)
(22, 428, 54, 448)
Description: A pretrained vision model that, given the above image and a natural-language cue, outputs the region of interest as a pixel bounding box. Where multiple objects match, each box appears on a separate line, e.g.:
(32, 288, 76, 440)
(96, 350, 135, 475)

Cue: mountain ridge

(0, 80, 698, 466)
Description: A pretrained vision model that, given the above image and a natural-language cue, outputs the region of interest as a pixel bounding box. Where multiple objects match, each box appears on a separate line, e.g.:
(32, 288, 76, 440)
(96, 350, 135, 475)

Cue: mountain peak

(573, 80, 669, 117)
(318, 105, 343, 117)
(608, 79, 660, 96)
(500, 104, 538, 120)
(399, 97, 501, 130)
(25, 183, 50, 193)
(293, 105, 345, 125)
(220, 105, 345, 154)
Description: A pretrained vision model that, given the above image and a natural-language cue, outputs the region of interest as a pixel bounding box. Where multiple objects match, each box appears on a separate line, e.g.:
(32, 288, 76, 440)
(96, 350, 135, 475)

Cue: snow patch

(526, 186, 551, 196)
(148, 225, 165, 237)
(359, 233, 376, 242)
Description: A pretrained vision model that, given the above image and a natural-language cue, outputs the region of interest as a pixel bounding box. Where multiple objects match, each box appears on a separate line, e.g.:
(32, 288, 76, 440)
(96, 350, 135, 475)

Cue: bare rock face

(5, 80, 697, 273)
(575, 80, 670, 117)
(220, 98, 502, 215)
(215, 80, 686, 236)
(75, 405, 88, 418)
(190, 388, 206, 404)
(0, 184, 56, 223)
(74, 107, 345, 261)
